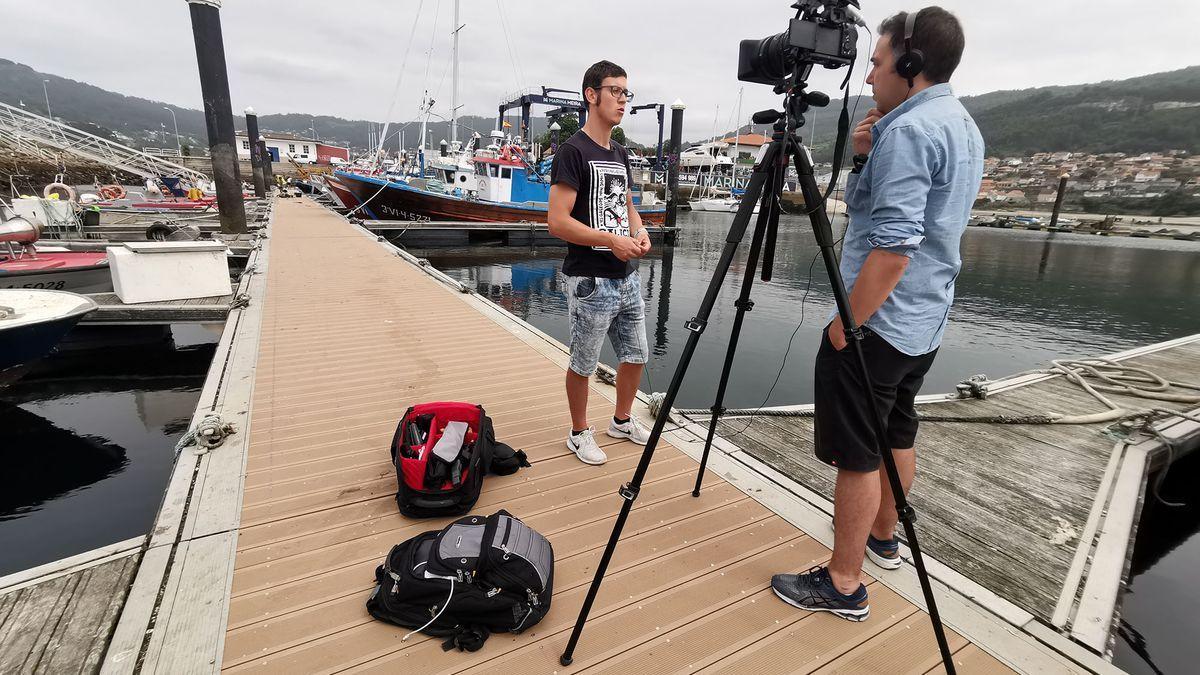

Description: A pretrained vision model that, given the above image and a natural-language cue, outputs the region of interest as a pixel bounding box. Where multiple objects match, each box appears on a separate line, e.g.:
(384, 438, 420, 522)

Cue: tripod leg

(692, 163, 781, 496)
(560, 140, 783, 667)
(790, 143, 957, 674)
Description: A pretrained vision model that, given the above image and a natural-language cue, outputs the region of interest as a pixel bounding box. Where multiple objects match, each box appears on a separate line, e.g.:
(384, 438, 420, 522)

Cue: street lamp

(42, 80, 52, 119)
(549, 121, 561, 153)
(164, 106, 181, 155)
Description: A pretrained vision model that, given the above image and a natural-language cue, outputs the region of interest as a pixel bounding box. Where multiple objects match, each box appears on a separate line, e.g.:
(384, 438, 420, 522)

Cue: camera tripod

(559, 82, 955, 674)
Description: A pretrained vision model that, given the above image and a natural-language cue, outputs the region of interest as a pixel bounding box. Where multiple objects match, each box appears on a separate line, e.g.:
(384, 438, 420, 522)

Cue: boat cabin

(473, 154, 548, 204)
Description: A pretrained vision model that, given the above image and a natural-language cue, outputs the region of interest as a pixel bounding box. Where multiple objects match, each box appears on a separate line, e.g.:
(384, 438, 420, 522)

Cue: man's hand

(609, 235, 644, 262)
(634, 228, 651, 256)
(852, 108, 883, 156)
(827, 318, 848, 351)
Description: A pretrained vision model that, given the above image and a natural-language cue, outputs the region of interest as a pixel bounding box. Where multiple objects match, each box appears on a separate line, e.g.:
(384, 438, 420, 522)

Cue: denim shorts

(564, 271, 649, 376)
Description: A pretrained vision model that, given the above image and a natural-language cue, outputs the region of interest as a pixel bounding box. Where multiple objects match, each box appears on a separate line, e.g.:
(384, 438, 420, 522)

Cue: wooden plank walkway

(212, 199, 1004, 673)
(0, 540, 143, 675)
(711, 335, 1200, 657)
(82, 293, 235, 325)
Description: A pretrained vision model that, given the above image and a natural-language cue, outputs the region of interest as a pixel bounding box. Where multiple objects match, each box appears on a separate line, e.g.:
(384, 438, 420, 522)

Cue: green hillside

(2, 58, 1197, 160)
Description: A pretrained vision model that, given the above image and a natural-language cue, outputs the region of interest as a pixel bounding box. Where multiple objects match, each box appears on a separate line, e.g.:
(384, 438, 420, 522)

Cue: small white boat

(688, 196, 760, 214)
(0, 289, 98, 389)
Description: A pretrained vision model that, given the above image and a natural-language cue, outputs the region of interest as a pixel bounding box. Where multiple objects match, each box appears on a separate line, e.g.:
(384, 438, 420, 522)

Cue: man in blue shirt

(772, 7, 984, 621)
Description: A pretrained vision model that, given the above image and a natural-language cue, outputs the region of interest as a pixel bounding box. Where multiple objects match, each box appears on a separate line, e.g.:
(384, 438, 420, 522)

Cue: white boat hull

(689, 198, 758, 214)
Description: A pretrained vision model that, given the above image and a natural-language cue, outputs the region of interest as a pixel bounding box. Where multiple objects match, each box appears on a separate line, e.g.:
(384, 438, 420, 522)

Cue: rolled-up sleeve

(867, 124, 938, 257)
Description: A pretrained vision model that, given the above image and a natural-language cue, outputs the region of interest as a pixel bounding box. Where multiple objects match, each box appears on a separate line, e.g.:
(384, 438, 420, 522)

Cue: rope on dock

(174, 413, 235, 455)
(650, 358, 1200, 426)
(229, 293, 252, 310)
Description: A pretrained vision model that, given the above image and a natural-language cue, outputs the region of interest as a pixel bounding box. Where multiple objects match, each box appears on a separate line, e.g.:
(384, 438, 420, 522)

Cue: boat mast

(451, 0, 461, 145)
(418, 92, 432, 176)
(733, 87, 743, 193)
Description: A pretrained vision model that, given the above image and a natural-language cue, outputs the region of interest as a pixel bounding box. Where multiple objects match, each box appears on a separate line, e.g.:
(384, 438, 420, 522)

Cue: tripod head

(753, 85, 830, 139)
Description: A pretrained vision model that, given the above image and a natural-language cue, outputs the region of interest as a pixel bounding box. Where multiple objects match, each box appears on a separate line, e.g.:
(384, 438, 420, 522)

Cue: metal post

(664, 100, 685, 230)
(258, 140, 274, 189)
(164, 106, 181, 155)
(42, 80, 52, 119)
(186, 0, 247, 234)
(245, 107, 266, 198)
(655, 104, 665, 170)
(1049, 172, 1070, 229)
(522, 102, 532, 145)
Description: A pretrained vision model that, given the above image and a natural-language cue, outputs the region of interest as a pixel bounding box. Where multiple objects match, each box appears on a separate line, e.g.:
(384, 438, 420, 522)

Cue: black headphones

(894, 10, 925, 89)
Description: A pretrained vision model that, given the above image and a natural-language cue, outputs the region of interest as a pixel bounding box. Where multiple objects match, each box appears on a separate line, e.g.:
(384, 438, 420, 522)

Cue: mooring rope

(174, 413, 235, 455)
(648, 358, 1200, 507)
(650, 359, 1200, 426)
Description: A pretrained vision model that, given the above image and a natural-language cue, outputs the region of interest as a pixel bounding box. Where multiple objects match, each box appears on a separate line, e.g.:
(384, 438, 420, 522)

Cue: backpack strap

(488, 442, 530, 476)
(441, 624, 490, 652)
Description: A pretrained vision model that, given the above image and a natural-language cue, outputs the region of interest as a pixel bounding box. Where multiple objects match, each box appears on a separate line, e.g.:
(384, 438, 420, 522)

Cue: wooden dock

(362, 219, 679, 248)
(683, 336, 1200, 663)
(5, 195, 1145, 673)
(81, 293, 238, 325)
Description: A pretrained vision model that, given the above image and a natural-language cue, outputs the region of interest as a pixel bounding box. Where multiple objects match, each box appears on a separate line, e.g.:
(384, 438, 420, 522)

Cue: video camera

(738, 0, 862, 87)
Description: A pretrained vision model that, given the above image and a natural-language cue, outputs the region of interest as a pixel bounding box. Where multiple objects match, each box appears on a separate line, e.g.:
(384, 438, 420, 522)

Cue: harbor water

(0, 325, 218, 576)
(427, 211, 1200, 409)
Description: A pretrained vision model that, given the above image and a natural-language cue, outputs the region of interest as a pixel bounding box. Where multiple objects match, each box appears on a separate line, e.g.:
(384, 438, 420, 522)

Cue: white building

(235, 133, 319, 164)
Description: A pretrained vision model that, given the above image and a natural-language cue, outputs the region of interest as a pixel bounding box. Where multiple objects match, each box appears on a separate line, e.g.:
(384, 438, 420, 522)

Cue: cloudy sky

(6, 0, 1199, 143)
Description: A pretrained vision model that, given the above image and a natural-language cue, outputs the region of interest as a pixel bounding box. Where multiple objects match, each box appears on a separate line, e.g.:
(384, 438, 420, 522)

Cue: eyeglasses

(593, 85, 634, 102)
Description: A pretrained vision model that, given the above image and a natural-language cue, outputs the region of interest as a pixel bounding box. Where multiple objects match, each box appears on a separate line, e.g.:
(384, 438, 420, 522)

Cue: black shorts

(813, 327, 937, 472)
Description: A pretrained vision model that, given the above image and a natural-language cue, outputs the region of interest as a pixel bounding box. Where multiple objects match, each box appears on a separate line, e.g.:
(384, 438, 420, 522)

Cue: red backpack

(389, 402, 529, 518)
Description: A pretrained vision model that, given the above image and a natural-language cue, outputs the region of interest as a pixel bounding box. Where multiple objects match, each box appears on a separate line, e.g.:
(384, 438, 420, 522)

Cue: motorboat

(0, 217, 113, 293)
(0, 289, 98, 389)
(678, 142, 734, 172)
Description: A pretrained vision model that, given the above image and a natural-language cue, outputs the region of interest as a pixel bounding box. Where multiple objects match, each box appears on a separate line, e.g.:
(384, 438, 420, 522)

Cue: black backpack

(366, 510, 554, 651)
(390, 402, 530, 518)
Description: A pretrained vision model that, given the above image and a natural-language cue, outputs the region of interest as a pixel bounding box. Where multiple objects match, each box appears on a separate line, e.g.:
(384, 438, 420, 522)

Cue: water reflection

(1113, 452, 1200, 675)
(425, 212, 1200, 410)
(0, 325, 217, 575)
(0, 405, 127, 517)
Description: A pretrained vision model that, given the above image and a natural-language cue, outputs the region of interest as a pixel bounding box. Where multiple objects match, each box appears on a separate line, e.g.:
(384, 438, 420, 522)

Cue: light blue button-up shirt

(837, 83, 985, 356)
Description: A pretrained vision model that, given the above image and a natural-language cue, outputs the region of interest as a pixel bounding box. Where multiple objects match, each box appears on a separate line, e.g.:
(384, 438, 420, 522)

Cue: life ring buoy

(99, 184, 127, 200)
(43, 182, 76, 201)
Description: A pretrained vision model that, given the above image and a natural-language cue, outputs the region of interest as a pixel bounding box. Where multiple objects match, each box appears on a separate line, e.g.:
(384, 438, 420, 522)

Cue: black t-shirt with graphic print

(550, 130, 637, 279)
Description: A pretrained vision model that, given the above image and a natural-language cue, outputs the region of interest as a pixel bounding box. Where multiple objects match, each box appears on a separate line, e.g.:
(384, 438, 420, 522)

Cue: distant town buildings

(976, 150, 1200, 207)
(233, 133, 349, 165)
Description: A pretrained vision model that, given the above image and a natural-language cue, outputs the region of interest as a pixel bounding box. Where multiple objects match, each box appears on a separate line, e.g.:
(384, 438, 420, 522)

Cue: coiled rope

(174, 413, 235, 455)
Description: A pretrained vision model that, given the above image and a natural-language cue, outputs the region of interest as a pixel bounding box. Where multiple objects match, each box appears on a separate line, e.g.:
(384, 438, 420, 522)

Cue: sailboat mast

(419, 93, 429, 176)
(451, 0, 460, 145)
(733, 87, 743, 188)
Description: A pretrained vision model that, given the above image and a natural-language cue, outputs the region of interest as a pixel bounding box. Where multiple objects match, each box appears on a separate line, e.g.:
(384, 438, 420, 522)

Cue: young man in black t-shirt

(548, 60, 651, 465)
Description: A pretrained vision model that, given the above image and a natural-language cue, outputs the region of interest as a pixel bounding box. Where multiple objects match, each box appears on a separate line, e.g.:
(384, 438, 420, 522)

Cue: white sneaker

(607, 416, 650, 444)
(566, 427, 607, 465)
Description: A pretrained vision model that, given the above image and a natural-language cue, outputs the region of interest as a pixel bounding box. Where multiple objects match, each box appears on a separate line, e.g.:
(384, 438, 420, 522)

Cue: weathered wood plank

(39, 554, 141, 674)
(0, 574, 78, 673)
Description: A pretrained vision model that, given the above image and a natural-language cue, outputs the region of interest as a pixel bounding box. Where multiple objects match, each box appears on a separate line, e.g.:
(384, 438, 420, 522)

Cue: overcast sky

(6, 0, 1199, 144)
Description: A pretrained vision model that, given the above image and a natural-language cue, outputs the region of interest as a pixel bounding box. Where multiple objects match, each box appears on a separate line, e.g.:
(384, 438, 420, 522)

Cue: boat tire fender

(43, 183, 76, 201)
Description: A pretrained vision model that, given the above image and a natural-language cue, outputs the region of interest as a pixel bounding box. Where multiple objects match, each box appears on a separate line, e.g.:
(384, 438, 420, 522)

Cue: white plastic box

(106, 241, 232, 304)
(10, 197, 75, 229)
